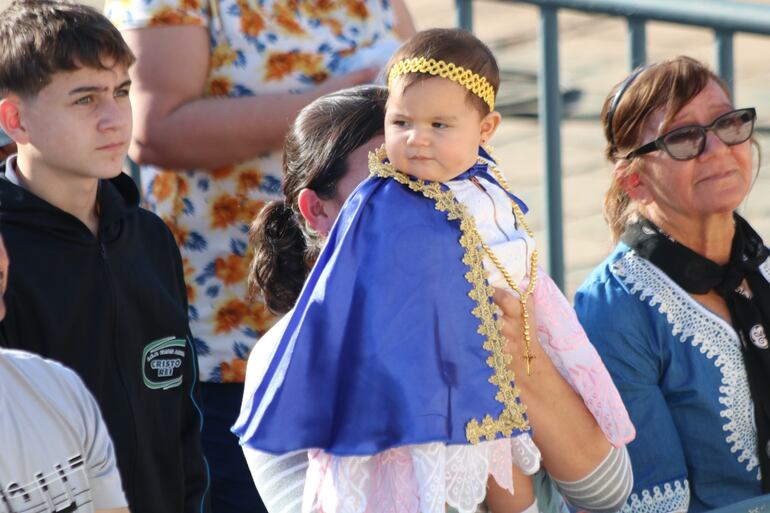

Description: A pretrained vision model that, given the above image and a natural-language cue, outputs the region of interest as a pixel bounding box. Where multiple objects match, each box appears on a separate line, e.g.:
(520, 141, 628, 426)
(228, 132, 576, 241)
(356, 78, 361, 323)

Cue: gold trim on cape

(367, 146, 529, 444)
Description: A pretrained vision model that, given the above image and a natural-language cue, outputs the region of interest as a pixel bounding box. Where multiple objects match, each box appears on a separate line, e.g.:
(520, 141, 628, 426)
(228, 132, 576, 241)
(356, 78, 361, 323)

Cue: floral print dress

(106, 0, 398, 383)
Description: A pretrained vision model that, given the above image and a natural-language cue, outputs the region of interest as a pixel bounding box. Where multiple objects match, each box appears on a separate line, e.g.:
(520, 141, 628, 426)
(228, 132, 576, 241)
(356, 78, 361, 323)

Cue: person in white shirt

(0, 233, 129, 513)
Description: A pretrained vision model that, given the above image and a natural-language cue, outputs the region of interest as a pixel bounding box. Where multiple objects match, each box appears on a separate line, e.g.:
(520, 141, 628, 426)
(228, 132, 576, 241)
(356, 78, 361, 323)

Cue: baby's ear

(480, 110, 502, 144)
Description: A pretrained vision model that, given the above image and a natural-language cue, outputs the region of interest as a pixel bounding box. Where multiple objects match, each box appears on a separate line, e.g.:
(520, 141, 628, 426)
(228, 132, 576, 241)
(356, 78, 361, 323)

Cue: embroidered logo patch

(750, 324, 768, 350)
(142, 336, 186, 390)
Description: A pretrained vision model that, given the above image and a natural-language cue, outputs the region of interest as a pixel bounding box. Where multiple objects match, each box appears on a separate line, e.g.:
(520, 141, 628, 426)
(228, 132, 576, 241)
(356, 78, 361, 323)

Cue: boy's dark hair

(385, 28, 500, 115)
(0, 0, 135, 98)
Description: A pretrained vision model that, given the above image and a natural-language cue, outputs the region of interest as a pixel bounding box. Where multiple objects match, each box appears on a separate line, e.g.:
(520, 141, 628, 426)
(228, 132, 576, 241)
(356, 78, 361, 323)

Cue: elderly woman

(575, 55, 768, 511)
(235, 84, 634, 513)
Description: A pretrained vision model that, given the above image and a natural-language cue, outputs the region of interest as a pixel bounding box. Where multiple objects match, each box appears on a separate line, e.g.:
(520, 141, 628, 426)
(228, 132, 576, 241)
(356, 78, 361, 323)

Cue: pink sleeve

(533, 268, 636, 447)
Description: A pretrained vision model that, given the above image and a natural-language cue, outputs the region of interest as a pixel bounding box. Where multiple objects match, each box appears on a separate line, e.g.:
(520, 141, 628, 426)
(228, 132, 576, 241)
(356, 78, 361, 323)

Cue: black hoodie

(0, 167, 209, 513)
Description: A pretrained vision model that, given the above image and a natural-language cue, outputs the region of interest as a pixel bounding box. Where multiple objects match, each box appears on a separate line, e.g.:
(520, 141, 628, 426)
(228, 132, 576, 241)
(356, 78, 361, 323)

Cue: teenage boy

(0, 235, 129, 513)
(0, 2, 209, 512)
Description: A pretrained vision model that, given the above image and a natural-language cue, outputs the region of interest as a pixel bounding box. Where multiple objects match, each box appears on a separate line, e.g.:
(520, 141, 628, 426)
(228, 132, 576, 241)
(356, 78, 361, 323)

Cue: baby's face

(384, 76, 489, 182)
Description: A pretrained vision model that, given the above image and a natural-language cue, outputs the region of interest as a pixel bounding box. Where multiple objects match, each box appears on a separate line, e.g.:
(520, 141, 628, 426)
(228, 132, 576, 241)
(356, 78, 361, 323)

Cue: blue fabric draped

(233, 154, 529, 456)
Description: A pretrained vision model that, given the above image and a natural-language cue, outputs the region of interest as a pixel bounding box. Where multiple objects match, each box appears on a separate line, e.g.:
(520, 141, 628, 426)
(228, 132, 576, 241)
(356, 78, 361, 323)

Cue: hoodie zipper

(97, 234, 139, 508)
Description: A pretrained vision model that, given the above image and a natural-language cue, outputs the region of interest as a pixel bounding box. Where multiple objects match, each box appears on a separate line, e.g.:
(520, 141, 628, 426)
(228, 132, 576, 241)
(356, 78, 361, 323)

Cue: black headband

(606, 63, 655, 149)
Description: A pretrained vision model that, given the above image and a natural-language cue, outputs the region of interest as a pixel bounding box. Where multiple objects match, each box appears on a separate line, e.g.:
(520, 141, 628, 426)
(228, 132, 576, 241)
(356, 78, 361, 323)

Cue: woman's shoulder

(574, 244, 659, 352)
(575, 243, 637, 309)
(243, 314, 292, 395)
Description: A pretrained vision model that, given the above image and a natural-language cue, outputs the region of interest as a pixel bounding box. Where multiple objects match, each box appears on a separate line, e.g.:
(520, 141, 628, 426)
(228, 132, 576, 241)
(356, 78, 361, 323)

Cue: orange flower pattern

(214, 297, 272, 334)
(148, 7, 203, 26)
(211, 164, 236, 180)
(206, 76, 232, 97)
(215, 253, 251, 285)
(215, 254, 249, 287)
(238, 0, 266, 37)
(213, 298, 252, 334)
(107, 0, 397, 383)
(182, 257, 197, 303)
(220, 358, 247, 383)
(344, 0, 370, 19)
(210, 194, 242, 229)
(238, 198, 265, 225)
(150, 172, 177, 203)
(264, 52, 324, 82)
(236, 170, 262, 193)
(272, 2, 305, 35)
(211, 43, 239, 70)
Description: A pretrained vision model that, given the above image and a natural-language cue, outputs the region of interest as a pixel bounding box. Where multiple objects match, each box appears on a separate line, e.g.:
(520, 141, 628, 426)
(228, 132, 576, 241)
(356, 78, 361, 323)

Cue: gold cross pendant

(522, 351, 535, 376)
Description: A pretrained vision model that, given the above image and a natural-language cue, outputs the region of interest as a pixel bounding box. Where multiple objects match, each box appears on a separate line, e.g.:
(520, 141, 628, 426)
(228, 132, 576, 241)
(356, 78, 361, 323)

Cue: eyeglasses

(623, 107, 756, 161)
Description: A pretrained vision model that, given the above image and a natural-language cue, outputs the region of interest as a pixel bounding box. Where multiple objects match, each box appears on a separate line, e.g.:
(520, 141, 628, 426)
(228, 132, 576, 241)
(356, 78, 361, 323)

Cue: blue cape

(233, 152, 530, 456)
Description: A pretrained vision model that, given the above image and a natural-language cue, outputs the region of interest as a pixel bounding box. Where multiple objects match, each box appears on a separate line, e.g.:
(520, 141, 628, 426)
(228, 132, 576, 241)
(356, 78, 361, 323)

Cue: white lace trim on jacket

(620, 479, 690, 513)
(613, 251, 760, 475)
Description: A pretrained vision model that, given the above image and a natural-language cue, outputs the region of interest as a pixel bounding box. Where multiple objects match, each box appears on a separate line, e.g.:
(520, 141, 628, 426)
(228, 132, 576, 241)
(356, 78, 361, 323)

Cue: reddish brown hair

(601, 56, 729, 242)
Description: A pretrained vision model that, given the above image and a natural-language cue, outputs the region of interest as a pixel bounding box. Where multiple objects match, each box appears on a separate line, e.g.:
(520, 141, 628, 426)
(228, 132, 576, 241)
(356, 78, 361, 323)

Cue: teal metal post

(539, 5, 565, 290)
(628, 16, 647, 69)
(125, 156, 141, 190)
(457, 0, 473, 30)
(496, 0, 770, 35)
(715, 29, 735, 101)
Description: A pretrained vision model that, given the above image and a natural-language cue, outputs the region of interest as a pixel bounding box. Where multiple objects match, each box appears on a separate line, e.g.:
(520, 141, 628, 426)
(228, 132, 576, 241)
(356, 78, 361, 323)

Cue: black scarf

(622, 214, 770, 490)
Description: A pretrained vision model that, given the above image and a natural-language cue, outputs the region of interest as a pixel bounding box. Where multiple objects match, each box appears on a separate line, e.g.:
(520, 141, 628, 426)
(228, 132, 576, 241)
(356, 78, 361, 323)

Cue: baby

(234, 28, 634, 513)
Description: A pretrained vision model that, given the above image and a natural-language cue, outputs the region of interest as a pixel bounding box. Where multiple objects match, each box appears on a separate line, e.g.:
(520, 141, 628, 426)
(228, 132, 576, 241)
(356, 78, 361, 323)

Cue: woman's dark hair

(249, 85, 388, 314)
(385, 28, 499, 116)
(600, 56, 729, 242)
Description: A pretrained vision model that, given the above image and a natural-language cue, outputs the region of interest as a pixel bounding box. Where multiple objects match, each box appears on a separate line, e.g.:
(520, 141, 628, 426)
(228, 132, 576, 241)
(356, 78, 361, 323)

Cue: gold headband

(387, 57, 495, 111)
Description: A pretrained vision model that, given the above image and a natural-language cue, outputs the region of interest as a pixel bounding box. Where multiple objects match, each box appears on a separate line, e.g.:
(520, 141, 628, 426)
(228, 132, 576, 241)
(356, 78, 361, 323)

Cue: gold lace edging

(368, 147, 529, 444)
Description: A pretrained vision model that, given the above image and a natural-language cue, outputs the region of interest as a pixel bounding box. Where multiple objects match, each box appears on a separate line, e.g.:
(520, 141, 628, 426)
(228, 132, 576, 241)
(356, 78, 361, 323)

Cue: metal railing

(456, 0, 770, 290)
